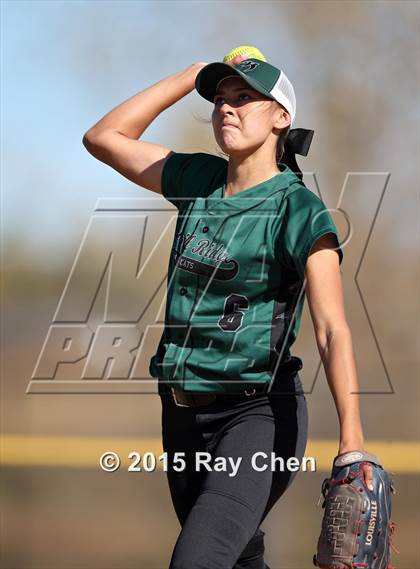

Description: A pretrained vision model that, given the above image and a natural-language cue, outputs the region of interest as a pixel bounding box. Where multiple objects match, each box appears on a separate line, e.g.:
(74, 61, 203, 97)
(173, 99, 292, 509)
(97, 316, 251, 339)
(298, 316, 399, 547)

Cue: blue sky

(2, 1, 301, 259)
(2, 0, 418, 265)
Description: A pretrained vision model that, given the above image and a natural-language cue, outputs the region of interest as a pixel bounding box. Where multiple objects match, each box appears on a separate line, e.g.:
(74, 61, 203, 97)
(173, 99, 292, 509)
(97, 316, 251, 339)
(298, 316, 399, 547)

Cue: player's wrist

(174, 63, 209, 96)
(338, 438, 365, 455)
(189, 62, 209, 76)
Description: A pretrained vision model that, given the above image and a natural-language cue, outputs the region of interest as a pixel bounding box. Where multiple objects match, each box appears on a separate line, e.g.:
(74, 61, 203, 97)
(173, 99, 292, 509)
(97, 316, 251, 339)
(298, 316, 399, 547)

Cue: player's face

(211, 76, 289, 160)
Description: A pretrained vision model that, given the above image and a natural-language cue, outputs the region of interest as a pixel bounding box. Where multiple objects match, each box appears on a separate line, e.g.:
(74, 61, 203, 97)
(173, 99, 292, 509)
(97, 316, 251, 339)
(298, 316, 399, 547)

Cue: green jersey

(149, 152, 343, 393)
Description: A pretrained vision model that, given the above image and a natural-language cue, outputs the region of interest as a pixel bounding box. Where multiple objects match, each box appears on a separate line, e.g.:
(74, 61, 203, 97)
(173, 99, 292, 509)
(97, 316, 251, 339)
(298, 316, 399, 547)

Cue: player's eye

(214, 93, 251, 105)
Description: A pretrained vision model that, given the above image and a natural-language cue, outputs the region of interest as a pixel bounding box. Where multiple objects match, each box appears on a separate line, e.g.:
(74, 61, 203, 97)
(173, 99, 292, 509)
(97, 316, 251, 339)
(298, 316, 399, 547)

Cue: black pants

(159, 371, 308, 569)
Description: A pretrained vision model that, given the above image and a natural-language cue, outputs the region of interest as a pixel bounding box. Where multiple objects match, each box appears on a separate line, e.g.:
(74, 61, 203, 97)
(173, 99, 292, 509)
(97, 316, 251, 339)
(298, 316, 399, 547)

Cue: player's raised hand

(226, 53, 250, 66)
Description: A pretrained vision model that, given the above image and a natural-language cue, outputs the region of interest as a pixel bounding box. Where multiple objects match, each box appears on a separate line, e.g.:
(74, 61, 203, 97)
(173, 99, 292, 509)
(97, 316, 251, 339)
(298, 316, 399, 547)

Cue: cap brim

(195, 61, 275, 104)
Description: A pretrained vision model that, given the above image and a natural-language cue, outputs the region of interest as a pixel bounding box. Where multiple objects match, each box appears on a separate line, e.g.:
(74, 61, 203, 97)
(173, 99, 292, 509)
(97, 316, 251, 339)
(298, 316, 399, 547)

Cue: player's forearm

(318, 325, 365, 453)
(84, 62, 207, 141)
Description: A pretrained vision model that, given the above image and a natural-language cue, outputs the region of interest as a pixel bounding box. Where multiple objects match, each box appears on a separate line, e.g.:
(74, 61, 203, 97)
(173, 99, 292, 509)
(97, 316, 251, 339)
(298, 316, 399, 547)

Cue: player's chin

(216, 135, 242, 156)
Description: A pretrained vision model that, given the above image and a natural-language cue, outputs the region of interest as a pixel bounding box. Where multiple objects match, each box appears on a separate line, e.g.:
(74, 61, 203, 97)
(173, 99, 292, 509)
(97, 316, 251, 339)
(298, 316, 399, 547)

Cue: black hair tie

(281, 128, 314, 181)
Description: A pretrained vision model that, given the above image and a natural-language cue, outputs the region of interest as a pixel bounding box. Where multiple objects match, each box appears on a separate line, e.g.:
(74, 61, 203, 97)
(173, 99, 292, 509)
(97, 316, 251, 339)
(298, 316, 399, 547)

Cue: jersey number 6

(218, 293, 249, 332)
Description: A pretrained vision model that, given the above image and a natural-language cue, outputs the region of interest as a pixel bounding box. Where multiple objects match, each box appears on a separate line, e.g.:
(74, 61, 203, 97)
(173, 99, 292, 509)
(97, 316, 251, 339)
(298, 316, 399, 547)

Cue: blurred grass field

(1, 460, 418, 569)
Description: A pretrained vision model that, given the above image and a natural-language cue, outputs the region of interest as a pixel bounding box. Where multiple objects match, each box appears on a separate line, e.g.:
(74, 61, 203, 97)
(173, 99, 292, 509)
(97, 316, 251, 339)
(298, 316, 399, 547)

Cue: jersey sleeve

(161, 151, 227, 208)
(278, 186, 344, 279)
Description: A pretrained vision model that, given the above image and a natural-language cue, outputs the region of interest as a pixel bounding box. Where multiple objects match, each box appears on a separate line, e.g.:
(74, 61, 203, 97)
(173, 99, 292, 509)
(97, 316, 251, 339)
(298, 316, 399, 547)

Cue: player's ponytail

(279, 128, 314, 181)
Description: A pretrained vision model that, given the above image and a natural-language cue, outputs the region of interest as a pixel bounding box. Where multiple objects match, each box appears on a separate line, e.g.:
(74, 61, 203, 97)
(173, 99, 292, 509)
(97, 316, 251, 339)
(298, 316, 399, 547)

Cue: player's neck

(224, 159, 283, 197)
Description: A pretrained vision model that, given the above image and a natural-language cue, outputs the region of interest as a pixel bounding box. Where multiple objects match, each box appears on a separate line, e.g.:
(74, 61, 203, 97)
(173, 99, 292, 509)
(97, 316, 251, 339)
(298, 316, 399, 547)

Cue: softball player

(83, 51, 373, 569)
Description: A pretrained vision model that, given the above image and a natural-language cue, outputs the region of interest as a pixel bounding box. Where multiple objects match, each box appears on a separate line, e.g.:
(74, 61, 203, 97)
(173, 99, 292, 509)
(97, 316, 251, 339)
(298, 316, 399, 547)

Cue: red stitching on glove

(327, 472, 356, 488)
(389, 520, 400, 554)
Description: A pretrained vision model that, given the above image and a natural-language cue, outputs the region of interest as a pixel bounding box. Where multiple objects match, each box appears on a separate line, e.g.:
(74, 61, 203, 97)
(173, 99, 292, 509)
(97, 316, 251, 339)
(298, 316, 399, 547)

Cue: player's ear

(273, 102, 291, 129)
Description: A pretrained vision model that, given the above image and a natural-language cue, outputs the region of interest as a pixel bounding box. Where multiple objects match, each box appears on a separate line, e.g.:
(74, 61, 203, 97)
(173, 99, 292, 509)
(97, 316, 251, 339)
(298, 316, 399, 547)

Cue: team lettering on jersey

(173, 230, 240, 281)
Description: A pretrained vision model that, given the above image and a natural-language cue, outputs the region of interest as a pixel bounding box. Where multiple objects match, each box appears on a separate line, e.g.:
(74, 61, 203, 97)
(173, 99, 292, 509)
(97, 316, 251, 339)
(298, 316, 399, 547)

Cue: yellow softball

(223, 45, 267, 63)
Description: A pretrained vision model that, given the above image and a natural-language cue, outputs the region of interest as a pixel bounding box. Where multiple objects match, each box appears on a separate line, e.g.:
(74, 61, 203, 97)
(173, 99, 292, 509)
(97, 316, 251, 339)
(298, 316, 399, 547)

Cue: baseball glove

(313, 450, 398, 569)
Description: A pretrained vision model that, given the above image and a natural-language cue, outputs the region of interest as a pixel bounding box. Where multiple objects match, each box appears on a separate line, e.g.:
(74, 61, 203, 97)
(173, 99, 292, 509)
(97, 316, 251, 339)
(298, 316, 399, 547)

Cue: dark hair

(275, 124, 291, 165)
